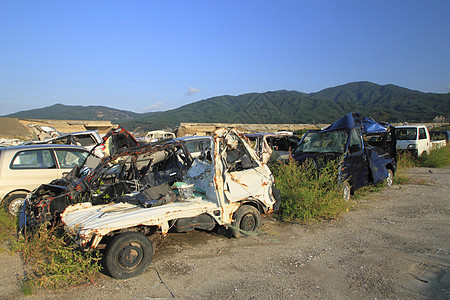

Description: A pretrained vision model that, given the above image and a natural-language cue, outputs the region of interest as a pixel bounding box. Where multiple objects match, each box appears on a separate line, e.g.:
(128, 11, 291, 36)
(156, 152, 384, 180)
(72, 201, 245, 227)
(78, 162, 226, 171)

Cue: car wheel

(385, 169, 394, 187)
(231, 205, 262, 238)
(3, 193, 27, 216)
(342, 182, 351, 202)
(105, 232, 153, 279)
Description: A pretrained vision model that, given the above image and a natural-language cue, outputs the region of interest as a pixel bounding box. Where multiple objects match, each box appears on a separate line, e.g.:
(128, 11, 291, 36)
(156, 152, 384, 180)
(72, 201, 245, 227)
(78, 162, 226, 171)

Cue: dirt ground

(1, 167, 449, 299)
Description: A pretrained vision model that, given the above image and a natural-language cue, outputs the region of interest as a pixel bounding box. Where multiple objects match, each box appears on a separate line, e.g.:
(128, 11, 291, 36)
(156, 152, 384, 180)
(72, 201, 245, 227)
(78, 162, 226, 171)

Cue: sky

(0, 0, 449, 115)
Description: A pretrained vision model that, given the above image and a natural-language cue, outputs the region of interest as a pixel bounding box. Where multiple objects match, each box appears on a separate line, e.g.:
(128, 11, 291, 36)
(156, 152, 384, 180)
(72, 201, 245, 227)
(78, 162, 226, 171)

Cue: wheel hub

(9, 198, 24, 216)
(241, 214, 256, 231)
(118, 243, 143, 268)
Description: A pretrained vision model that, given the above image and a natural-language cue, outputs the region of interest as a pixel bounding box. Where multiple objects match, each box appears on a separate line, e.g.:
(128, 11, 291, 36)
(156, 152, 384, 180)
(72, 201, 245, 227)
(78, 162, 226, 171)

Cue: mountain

(124, 82, 449, 130)
(124, 90, 346, 130)
(5, 103, 139, 121)
(309, 81, 449, 122)
(4, 82, 449, 131)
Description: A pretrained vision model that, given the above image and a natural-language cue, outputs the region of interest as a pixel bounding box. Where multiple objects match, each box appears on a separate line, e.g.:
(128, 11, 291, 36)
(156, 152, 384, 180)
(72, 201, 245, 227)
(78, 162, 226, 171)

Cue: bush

(418, 144, 450, 168)
(0, 209, 17, 251)
(17, 223, 102, 290)
(393, 152, 417, 185)
(271, 157, 348, 222)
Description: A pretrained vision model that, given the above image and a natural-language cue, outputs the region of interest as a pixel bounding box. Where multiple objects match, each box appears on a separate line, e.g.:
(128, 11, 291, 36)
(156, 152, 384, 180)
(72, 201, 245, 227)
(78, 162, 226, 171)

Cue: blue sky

(0, 0, 449, 115)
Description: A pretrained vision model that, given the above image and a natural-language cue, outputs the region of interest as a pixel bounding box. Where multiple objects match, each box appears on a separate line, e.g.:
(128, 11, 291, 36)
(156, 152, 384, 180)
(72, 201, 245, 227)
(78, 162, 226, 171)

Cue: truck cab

(396, 125, 447, 156)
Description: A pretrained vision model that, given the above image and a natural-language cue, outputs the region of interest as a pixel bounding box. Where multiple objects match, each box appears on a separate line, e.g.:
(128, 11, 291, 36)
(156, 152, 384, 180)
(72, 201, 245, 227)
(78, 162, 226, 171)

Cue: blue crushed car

(292, 112, 396, 200)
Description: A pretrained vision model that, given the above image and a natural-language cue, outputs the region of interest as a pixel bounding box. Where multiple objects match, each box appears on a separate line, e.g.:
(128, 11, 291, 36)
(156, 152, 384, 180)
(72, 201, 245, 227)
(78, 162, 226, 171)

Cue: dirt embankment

(1, 167, 449, 299)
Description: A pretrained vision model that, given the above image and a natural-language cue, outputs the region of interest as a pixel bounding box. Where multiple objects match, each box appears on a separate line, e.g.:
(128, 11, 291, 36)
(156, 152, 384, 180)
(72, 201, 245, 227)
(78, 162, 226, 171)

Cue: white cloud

(144, 102, 163, 112)
(446, 84, 450, 92)
(187, 86, 200, 95)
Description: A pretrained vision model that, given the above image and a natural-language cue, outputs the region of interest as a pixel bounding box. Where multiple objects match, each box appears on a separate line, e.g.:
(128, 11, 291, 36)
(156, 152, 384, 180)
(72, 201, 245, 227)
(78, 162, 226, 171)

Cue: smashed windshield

(294, 130, 348, 154)
(396, 128, 417, 140)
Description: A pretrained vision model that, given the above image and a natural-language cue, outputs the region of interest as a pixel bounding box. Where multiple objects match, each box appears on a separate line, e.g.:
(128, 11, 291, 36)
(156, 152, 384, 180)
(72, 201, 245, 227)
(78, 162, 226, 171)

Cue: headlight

(407, 144, 417, 149)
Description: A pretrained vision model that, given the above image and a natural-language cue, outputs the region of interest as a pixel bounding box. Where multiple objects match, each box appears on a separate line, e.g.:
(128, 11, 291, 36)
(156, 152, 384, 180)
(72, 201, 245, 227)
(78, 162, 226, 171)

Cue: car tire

(105, 232, 153, 279)
(385, 169, 394, 187)
(342, 182, 351, 202)
(2, 193, 27, 216)
(231, 205, 262, 238)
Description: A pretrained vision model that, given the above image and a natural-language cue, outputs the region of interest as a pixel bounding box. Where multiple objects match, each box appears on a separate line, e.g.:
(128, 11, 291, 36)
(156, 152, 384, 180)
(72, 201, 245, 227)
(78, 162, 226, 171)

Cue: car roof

(27, 130, 99, 142)
(245, 132, 294, 138)
(174, 136, 212, 141)
(395, 125, 423, 128)
(0, 144, 88, 152)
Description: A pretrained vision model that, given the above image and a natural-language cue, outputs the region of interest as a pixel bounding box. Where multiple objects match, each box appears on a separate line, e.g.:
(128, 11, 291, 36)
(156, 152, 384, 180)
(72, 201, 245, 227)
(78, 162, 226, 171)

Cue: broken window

(222, 133, 258, 172)
(296, 130, 348, 154)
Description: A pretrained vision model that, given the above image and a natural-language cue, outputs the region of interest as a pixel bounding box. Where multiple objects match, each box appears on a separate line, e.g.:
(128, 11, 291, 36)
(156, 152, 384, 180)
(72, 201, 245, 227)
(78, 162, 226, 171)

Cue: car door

(347, 129, 369, 189)
(417, 127, 429, 155)
(220, 131, 273, 205)
(7, 148, 59, 192)
(53, 148, 90, 177)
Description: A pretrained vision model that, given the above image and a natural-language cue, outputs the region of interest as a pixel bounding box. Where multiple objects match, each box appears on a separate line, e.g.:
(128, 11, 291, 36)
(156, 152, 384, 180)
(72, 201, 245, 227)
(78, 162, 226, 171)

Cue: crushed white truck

(60, 128, 279, 279)
(396, 125, 447, 156)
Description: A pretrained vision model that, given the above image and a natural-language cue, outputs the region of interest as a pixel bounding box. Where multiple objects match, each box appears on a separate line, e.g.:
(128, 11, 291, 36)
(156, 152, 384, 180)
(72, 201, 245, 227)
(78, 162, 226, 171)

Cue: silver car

(0, 144, 93, 215)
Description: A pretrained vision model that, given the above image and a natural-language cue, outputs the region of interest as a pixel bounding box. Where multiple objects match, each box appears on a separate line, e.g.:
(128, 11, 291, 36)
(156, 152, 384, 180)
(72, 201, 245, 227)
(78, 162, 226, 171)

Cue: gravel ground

(1, 167, 449, 299)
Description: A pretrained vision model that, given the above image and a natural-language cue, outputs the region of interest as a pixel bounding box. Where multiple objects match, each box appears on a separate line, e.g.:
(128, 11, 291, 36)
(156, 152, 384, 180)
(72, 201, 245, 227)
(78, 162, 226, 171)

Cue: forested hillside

(5, 82, 449, 131)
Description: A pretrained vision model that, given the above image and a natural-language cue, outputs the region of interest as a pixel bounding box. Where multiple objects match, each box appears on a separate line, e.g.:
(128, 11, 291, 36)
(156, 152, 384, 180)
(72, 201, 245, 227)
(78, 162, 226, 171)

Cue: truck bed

(62, 198, 220, 248)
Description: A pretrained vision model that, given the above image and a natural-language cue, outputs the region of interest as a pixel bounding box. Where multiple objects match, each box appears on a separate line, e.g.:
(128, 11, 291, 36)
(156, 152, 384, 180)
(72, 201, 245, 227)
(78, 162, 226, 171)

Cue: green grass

(418, 144, 450, 168)
(17, 223, 102, 290)
(393, 152, 416, 185)
(270, 157, 349, 222)
(0, 212, 103, 293)
(393, 144, 450, 185)
(0, 209, 18, 252)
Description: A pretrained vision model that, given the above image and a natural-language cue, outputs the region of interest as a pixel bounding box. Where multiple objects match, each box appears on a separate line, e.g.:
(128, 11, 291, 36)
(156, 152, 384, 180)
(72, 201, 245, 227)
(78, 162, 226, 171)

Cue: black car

(292, 112, 396, 200)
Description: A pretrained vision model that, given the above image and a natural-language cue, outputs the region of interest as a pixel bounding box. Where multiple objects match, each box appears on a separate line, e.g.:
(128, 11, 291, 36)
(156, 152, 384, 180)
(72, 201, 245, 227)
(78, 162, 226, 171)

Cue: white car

(61, 129, 279, 279)
(0, 144, 93, 215)
(25, 130, 104, 158)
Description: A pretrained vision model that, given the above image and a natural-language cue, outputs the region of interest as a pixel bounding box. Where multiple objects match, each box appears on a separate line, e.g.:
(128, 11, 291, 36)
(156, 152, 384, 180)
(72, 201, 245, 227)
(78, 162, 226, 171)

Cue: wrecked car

(245, 132, 301, 163)
(24, 130, 104, 158)
(19, 125, 144, 230)
(60, 128, 279, 279)
(292, 112, 396, 200)
(96, 125, 140, 156)
(19, 137, 189, 232)
(174, 135, 212, 159)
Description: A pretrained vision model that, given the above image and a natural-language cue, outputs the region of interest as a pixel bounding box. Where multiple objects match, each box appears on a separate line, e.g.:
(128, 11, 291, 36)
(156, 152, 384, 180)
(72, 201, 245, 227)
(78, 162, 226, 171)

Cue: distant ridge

(6, 103, 139, 121)
(4, 82, 449, 131)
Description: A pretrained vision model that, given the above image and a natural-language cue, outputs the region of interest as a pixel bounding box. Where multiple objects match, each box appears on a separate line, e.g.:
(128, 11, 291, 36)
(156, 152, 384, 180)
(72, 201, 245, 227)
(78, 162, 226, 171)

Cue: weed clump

(271, 157, 348, 222)
(418, 144, 450, 168)
(0, 209, 17, 251)
(393, 152, 416, 185)
(17, 223, 102, 290)
(394, 145, 450, 185)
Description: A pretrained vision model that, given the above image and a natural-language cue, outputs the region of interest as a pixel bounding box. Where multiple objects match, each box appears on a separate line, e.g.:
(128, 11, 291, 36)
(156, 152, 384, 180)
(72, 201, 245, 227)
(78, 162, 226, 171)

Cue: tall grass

(393, 152, 416, 185)
(271, 157, 348, 222)
(1, 209, 102, 292)
(17, 223, 102, 290)
(0, 209, 18, 252)
(418, 144, 450, 168)
(394, 144, 450, 185)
